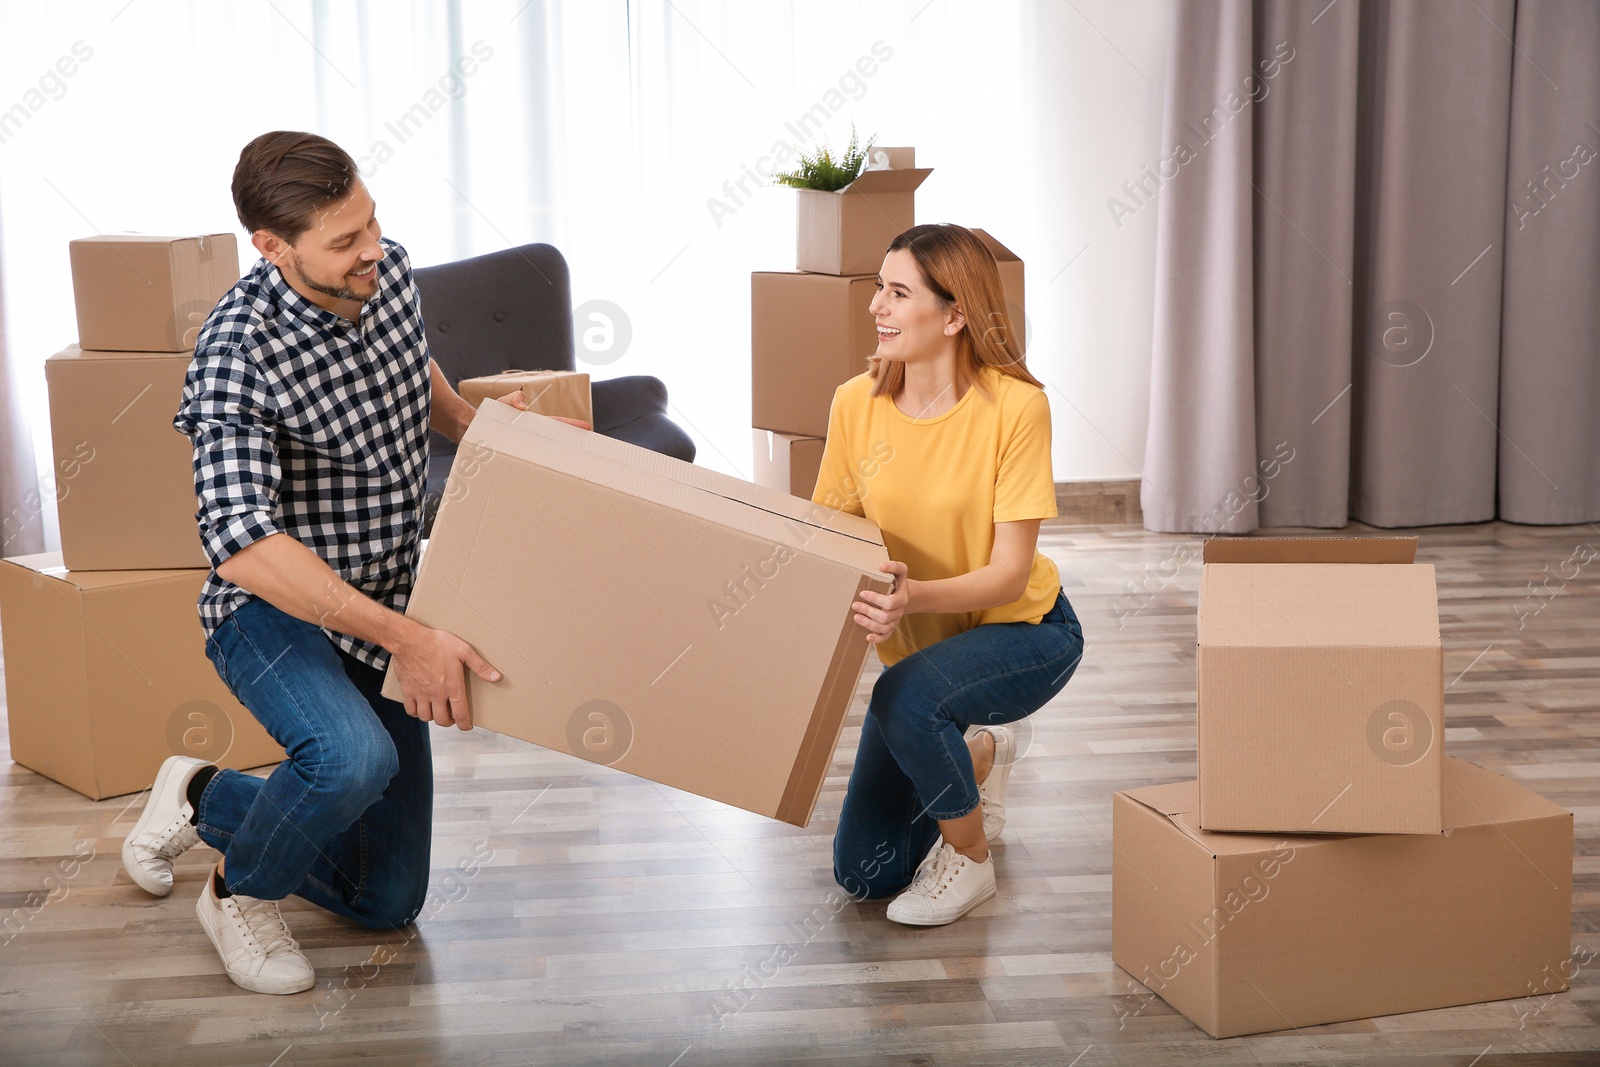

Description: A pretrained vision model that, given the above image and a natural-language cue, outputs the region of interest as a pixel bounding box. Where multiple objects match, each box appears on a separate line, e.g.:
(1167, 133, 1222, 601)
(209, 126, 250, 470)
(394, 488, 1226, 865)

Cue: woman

(814, 223, 1085, 926)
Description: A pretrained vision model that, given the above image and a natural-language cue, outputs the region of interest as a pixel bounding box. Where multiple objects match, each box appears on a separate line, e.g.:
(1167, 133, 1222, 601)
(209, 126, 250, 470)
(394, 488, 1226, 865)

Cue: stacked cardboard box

(0, 235, 284, 799)
(1112, 537, 1574, 1037)
(55, 234, 240, 570)
(753, 429, 826, 499)
(752, 149, 1025, 498)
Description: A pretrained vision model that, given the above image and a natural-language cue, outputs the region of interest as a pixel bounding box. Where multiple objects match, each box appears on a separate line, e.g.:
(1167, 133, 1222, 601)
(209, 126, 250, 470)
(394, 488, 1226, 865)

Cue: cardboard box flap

(470, 402, 885, 550)
(1168, 810, 1346, 856)
(462, 406, 890, 580)
(1203, 536, 1418, 565)
(837, 168, 933, 195)
(1, 553, 193, 590)
(1199, 564, 1440, 648)
(46, 345, 187, 364)
(1443, 757, 1572, 829)
(6, 553, 69, 579)
(74, 232, 233, 252)
(1120, 779, 1198, 818)
(1116, 764, 1571, 859)
(1123, 780, 1339, 856)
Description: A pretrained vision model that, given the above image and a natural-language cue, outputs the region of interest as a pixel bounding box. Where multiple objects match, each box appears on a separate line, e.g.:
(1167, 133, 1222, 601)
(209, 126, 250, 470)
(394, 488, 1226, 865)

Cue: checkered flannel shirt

(173, 236, 432, 671)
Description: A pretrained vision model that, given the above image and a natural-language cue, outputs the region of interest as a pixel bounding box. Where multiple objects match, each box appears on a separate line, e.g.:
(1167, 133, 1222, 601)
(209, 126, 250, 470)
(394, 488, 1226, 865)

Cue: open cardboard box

(1197, 536, 1444, 834)
(383, 402, 890, 825)
(1112, 757, 1572, 1038)
(796, 147, 931, 275)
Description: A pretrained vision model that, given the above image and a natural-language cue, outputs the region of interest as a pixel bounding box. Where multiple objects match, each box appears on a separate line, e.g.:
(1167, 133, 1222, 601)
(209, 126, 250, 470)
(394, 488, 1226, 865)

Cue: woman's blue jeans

(833, 590, 1084, 900)
(195, 597, 432, 929)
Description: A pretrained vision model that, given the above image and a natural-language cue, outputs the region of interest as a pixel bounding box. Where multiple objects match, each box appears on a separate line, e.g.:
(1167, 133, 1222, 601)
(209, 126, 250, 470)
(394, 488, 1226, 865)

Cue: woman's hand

(853, 560, 911, 644)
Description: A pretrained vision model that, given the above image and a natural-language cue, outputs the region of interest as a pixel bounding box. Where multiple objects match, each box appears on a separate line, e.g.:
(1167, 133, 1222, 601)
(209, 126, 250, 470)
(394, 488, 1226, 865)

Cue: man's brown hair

(232, 131, 360, 244)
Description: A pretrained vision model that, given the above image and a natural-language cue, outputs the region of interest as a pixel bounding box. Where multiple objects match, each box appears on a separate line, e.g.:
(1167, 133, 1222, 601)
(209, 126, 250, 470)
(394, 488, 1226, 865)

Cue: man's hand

(391, 623, 501, 731)
(853, 560, 911, 645)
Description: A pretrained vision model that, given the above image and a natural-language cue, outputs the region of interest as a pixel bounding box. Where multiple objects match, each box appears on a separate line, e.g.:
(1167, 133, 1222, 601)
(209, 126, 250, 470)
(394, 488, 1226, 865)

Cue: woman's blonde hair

(867, 223, 1042, 399)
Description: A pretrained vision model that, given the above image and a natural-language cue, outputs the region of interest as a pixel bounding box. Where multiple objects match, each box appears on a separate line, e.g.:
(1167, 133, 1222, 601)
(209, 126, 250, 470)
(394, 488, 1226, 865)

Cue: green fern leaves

(772, 128, 879, 192)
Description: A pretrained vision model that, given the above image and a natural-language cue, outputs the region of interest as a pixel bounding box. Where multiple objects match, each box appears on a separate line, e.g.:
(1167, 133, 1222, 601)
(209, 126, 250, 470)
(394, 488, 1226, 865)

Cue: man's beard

(290, 253, 375, 305)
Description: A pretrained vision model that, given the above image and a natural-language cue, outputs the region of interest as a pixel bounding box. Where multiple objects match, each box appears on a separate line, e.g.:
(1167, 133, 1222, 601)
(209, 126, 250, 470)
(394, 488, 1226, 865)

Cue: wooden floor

(2, 520, 1599, 1066)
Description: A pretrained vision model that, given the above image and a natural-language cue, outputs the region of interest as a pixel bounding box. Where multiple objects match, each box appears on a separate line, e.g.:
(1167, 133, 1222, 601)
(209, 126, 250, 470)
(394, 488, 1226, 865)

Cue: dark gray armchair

(414, 243, 695, 531)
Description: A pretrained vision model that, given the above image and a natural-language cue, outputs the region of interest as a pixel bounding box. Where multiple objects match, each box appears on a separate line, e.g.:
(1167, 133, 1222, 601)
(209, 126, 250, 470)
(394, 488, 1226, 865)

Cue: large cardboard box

(797, 148, 931, 275)
(383, 402, 891, 826)
(751, 272, 875, 438)
(0, 554, 284, 800)
(1111, 757, 1573, 1039)
(753, 429, 825, 500)
(1198, 537, 1443, 834)
(972, 228, 1026, 355)
(45, 345, 206, 571)
(69, 234, 239, 352)
(457, 369, 593, 426)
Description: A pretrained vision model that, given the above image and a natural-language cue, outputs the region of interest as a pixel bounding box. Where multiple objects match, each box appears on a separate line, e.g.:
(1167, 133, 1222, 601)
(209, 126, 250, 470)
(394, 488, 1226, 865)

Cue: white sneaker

(122, 756, 209, 896)
(196, 871, 315, 995)
(975, 725, 1017, 843)
(885, 841, 997, 926)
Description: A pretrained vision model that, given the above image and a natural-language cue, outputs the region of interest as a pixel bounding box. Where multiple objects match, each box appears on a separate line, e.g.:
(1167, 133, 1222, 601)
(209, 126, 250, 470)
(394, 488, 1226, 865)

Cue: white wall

(0, 0, 1172, 553)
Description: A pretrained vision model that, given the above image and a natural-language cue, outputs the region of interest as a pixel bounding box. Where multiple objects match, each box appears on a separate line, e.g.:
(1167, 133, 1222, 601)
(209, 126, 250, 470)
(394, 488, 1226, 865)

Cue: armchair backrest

(413, 243, 575, 389)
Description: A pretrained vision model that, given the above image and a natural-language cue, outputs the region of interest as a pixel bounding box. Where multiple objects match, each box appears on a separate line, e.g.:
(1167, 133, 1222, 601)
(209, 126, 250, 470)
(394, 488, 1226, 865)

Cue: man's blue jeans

(194, 597, 431, 929)
(833, 590, 1085, 900)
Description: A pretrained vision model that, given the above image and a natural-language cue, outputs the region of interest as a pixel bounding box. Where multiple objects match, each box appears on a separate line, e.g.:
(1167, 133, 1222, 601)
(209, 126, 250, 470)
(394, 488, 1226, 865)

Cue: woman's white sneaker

(195, 872, 315, 995)
(121, 755, 208, 896)
(885, 841, 997, 926)
(975, 725, 1017, 843)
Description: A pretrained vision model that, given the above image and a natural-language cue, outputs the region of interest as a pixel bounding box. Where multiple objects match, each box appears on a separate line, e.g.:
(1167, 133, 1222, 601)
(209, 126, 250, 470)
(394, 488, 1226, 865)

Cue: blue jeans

(833, 590, 1084, 900)
(195, 597, 432, 929)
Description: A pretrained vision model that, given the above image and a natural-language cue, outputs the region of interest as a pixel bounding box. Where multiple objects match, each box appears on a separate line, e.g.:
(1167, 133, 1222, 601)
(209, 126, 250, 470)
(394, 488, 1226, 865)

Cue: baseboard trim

(1050, 479, 1141, 526)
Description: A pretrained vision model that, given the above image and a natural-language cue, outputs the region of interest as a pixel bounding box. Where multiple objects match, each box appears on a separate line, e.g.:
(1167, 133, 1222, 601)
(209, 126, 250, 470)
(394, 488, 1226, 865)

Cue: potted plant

(775, 130, 931, 275)
(772, 128, 878, 192)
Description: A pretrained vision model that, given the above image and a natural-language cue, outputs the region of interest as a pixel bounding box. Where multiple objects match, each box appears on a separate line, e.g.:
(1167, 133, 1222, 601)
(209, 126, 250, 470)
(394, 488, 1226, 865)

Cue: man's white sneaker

(196, 873, 315, 995)
(121, 755, 209, 896)
(885, 841, 997, 926)
(975, 725, 1017, 843)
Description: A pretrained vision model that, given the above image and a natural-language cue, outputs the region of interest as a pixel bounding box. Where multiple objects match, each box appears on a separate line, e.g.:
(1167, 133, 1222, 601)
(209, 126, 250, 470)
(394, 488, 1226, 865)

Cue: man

(119, 131, 574, 994)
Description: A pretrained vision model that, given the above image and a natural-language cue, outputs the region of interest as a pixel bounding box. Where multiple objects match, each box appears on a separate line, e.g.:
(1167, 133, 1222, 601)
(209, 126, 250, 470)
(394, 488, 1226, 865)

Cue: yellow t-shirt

(812, 365, 1061, 666)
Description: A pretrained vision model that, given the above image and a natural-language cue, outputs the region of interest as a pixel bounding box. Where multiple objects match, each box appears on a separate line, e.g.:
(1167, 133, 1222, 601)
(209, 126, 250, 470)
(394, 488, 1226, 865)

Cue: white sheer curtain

(0, 0, 1171, 548)
(0, 199, 41, 557)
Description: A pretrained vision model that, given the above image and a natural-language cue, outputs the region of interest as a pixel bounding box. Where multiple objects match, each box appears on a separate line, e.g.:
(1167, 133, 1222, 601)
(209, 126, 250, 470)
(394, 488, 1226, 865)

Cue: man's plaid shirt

(173, 237, 432, 671)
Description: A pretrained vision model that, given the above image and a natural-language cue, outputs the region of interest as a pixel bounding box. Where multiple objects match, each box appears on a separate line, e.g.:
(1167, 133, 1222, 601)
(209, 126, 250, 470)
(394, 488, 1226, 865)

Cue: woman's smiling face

(869, 248, 962, 363)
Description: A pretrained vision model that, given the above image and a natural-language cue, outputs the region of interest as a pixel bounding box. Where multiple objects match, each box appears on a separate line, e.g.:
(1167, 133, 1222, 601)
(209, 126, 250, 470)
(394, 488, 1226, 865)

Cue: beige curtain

(1143, 0, 1600, 532)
